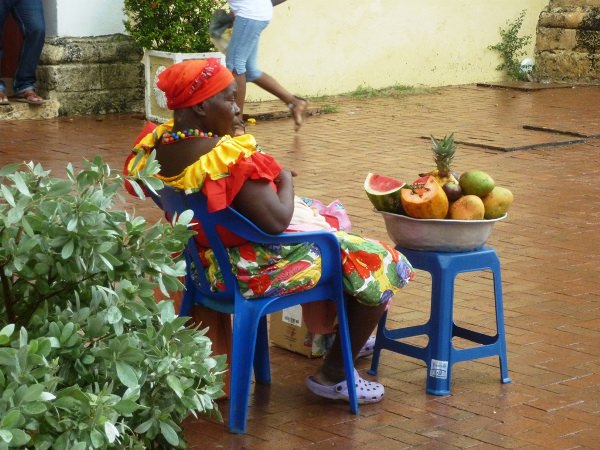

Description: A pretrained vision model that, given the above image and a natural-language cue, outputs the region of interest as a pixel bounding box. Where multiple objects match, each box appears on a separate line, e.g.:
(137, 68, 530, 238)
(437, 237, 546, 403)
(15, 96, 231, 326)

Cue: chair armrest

(217, 206, 344, 280)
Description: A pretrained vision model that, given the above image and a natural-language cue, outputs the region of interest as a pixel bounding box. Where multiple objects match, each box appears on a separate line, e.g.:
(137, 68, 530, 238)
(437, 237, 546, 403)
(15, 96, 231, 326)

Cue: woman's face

(202, 82, 242, 136)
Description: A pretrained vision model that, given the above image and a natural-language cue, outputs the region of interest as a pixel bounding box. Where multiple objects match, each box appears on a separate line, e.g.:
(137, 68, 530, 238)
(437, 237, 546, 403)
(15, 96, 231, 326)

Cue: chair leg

(179, 278, 196, 317)
(426, 266, 455, 396)
(491, 258, 512, 384)
(254, 316, 271, 384)
(228, 309, 261, 434)
(335, 297, 359, 414)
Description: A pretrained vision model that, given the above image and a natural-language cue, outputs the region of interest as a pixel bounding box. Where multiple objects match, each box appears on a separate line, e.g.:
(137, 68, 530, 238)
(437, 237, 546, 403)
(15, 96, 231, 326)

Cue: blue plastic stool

(369, 246, 512, 395)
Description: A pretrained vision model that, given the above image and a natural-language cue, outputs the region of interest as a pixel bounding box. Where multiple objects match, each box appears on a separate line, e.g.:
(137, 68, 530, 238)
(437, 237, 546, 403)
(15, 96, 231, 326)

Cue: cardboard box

(270, 306, 313, 357)
(270, 306, 334, 358)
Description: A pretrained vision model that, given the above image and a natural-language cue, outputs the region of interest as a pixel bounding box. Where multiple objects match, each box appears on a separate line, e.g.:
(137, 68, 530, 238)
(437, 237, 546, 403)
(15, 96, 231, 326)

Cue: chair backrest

(158, 185, 257, 303)
(158, 185, 343, 304)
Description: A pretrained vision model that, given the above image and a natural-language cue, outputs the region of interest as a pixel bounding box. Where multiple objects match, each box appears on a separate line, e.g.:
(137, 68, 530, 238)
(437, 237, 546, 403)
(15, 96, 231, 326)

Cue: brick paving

(1, 84, 599, 449)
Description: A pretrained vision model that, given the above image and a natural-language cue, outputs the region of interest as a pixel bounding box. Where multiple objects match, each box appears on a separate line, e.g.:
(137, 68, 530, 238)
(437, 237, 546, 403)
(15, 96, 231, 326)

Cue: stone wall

(535, 0, 600, 83)
(37, 34, 144, 116)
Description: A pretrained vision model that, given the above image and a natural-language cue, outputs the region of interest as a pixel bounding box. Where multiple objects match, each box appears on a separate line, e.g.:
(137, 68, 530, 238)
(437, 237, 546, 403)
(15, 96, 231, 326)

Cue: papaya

(401, 176, 449, 219)
(364, 173, 408, 214)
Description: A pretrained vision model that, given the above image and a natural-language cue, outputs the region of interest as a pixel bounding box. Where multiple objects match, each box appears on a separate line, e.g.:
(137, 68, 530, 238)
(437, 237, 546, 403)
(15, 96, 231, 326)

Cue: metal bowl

(377, 210, 507, 252)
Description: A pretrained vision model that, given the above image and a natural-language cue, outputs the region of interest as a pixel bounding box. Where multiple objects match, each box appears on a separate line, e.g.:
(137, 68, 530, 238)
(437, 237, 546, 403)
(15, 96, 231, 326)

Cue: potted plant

(123, 0, 228, 123)
(0, 157, 226, 448)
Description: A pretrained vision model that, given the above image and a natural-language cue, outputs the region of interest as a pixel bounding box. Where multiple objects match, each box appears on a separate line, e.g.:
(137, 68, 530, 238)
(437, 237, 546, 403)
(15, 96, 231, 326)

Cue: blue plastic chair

(158, 186, 359, 434)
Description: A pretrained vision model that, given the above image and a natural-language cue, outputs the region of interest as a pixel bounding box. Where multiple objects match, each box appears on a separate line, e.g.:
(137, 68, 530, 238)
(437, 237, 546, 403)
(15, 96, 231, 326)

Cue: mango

(482, 186, 513, 219)
(449, 195, 485, 220)
(459, 170, 495, 197)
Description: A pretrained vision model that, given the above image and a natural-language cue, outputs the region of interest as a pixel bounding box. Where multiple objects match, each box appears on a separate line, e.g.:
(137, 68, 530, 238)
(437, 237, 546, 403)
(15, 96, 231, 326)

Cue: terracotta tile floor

(1, 84, 599, 449)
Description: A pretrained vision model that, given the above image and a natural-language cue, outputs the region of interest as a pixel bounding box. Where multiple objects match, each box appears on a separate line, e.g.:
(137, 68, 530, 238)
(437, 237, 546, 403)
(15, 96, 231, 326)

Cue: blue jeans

(226, 16, 269, 82)
(0, 0, 45, 94)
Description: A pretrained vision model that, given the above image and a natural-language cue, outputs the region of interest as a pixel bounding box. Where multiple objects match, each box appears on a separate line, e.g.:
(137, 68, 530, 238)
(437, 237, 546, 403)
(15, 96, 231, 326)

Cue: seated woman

(124, 59, 414, 404)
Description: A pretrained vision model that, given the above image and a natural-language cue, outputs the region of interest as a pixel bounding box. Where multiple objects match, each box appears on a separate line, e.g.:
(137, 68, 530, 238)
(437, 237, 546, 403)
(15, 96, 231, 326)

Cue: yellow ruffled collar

(128, 120, 261, 190)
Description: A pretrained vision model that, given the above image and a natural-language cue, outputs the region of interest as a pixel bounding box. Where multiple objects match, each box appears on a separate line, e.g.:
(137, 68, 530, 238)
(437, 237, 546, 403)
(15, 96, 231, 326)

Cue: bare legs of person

(306, 297, 388, 404)
(231, 71, 247, 136)
(232, 70, 308, 135)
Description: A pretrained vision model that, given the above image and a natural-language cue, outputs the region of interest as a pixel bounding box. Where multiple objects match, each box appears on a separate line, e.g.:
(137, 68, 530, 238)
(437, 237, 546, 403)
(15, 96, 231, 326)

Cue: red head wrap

(156, 58, 234, 110)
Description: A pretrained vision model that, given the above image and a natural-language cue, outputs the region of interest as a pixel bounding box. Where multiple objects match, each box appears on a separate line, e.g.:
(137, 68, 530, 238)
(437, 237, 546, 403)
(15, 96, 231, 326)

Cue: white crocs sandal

(305, 369, 384, 404)
(357, 335, 376, 359)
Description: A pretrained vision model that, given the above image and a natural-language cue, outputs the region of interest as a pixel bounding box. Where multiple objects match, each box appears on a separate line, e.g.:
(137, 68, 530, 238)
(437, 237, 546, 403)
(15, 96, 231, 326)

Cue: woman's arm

(232, 169, 295, 234)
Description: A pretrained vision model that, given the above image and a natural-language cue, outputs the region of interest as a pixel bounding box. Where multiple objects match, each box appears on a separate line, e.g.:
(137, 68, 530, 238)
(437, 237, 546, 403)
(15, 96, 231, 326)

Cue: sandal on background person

(288, 96, 308, 132)
(305, 369, 385, 404)
(0, 91, 9, 105)
(14, 89, 45, 105)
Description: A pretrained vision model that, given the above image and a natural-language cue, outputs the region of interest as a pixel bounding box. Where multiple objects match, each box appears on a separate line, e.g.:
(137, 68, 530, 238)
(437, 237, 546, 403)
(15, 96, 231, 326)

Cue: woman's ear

(191, 102, 207, 117)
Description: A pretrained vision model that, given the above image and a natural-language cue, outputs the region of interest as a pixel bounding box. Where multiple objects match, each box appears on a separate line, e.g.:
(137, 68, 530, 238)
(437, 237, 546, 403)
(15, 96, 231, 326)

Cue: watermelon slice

(364, 173, 408, 214)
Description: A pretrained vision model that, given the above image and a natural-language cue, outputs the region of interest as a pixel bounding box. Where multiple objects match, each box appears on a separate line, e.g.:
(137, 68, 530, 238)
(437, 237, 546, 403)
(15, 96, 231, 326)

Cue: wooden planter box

(143, 49, 225, 123)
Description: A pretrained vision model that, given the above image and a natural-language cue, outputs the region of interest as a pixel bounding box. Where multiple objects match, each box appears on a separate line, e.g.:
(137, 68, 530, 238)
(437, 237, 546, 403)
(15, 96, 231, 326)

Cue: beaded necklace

(161, 128, 218, 144)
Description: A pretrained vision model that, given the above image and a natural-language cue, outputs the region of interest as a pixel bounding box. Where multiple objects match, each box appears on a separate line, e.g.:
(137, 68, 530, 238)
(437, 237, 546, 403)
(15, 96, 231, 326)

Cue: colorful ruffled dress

(125, 121, 414, 307)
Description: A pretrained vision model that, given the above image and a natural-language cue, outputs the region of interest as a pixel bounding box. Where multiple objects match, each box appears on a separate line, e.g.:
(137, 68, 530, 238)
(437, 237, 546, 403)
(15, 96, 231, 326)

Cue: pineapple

(421, 133, 459, 186)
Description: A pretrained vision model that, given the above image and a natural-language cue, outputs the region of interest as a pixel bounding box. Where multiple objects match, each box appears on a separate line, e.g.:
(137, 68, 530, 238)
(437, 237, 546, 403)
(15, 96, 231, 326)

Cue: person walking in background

(0, 0, 45, 105)
(226, 0, 307, 134)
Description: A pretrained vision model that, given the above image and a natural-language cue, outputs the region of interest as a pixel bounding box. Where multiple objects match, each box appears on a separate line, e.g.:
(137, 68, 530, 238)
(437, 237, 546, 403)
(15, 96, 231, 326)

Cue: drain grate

(476, 81, 575, 91)
(523, 124, 600, 139)
(419, 135, 586, 152)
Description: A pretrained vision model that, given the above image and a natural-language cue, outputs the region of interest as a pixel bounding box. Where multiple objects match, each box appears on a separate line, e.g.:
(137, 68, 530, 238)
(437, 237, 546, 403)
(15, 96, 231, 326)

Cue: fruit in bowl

(449, 195, 485, 220)
(482, 186, 514, 219)
(364, 173, 408, 214)
(400, 175, 449, 219)
(364, 132, 514, 223)
(459, 170, 495, 197)
(442, 181, 462, 202)
(421, 133, 459, 186)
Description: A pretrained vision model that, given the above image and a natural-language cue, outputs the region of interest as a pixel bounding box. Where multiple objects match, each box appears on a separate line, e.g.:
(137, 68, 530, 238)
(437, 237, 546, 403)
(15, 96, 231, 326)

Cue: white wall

(44, 0, 125, 37)
(41, 0, 550, 97)
(246, 0, 549, 100)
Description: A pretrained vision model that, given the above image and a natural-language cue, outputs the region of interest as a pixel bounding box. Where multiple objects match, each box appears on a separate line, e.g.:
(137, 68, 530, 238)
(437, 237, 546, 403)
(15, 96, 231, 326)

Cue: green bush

(0, 157, 226, 449)
(123, 0, 227, 53)
(488, 10, 533, 81)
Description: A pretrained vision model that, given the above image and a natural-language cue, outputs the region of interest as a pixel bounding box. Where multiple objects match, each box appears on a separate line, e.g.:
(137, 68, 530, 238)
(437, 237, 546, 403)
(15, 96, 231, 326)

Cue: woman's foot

(357, 335, 376, 358)
(0, 91, 9, 105)
(305, 369, 384, 404)
(288, 96, 308, 132)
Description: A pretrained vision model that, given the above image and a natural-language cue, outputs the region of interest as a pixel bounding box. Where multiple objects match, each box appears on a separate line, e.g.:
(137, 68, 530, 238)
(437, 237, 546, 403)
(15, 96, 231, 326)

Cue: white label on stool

(430, 359, 448, 379)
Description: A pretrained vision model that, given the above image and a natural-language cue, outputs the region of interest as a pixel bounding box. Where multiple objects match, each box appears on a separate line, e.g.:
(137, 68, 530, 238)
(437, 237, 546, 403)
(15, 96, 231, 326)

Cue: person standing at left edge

(0, 0, 46, 105)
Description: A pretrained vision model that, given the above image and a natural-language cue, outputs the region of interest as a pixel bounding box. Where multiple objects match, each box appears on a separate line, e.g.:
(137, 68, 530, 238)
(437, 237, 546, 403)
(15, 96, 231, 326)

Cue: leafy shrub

(488, 10, 533, 81)
(123, 0, 227, 53)
(0, 157, 226, 449)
